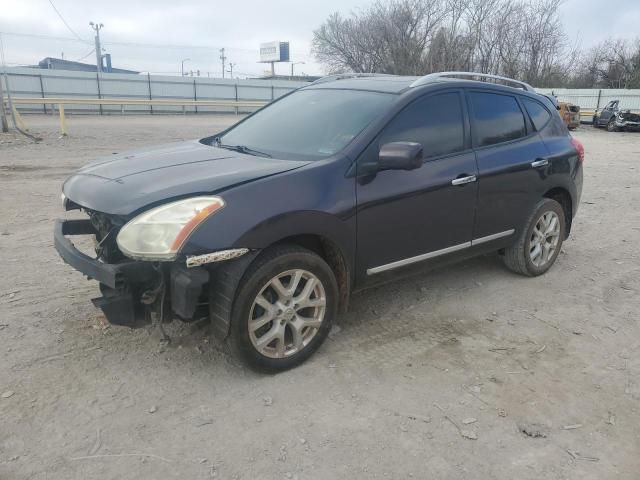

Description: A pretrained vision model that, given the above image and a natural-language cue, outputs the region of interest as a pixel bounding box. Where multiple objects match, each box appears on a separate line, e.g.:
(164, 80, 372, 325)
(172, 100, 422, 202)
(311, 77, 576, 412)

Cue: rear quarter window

(523, 98, 552, 131)
(469, 92, 526, 147)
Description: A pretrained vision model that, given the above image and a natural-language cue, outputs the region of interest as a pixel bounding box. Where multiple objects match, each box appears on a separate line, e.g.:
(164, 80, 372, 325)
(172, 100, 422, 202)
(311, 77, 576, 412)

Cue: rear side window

(523, 98, 552, 131)
(469, 92, 526, 147)
(381, 92, 465, 159)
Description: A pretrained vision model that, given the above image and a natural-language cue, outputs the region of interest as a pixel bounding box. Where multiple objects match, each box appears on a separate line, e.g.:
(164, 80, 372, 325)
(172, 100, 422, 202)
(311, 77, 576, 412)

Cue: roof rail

(410, 72, 535, 92)
(310, 73, 394, 85)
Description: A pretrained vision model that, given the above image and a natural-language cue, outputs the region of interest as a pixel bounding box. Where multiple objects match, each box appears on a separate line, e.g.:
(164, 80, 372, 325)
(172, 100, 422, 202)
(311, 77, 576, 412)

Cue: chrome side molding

(471, 229, 515, 245)
(366, 229, 515, 275)
(366, 242, 471, 275)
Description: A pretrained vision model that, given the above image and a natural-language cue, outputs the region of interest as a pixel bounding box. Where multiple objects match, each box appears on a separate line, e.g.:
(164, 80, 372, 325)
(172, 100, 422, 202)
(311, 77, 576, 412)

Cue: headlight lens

(116, 196, 224, 260)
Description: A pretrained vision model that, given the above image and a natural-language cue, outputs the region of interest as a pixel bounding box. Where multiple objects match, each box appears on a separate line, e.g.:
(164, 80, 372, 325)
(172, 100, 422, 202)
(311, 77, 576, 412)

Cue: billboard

(259, 41, 290, 63)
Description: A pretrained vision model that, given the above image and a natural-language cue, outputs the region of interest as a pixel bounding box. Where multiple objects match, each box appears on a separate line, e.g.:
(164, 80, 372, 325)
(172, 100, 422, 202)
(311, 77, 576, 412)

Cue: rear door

(468, 90, 550, 243)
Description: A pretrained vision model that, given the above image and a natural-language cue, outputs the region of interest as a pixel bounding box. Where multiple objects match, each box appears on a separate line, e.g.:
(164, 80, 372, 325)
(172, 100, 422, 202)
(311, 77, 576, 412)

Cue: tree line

(312, 0, 640, 88)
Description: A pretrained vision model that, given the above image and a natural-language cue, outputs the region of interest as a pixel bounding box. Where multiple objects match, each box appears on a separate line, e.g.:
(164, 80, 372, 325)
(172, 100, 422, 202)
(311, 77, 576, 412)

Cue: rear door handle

(531, 158, 549, 168)
(451, 175, 477, 186)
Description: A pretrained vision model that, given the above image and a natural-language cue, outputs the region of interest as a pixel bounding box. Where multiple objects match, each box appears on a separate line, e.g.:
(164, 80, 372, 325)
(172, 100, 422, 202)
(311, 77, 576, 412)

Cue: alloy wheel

(248, 269, 326, 359)
(529, 211, 561, 267)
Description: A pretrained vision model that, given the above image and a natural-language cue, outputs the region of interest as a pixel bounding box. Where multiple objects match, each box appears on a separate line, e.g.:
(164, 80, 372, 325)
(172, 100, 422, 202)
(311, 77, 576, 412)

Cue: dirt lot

(1, 115, 639, 479)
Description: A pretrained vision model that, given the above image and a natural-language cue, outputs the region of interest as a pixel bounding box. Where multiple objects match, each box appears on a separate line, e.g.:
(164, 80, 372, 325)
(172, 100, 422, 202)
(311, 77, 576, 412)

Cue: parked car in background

(55, 72, 584, 372)
(593, 100, 640, 131)
(559, 102, 580, 130)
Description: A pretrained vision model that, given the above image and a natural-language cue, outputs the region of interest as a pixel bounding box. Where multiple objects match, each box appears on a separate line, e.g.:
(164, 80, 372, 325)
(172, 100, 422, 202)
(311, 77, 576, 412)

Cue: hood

(63, 140, 309, 215)
(618, 111, 640, 122)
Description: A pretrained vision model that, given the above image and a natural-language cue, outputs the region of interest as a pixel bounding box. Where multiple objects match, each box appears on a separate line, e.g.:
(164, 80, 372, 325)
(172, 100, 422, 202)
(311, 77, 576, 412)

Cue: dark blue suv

(55, 72, 584, 371)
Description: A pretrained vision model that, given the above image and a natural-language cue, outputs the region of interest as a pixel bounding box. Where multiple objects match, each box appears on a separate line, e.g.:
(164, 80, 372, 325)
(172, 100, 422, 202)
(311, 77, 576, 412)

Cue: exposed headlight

(116, 196, 225, 261)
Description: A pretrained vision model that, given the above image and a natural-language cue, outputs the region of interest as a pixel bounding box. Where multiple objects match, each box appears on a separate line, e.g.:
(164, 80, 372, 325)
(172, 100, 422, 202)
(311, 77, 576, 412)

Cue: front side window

(470, 92, 526, 147)
(219, 89, 395, 161)
(380, 92, 465, 159)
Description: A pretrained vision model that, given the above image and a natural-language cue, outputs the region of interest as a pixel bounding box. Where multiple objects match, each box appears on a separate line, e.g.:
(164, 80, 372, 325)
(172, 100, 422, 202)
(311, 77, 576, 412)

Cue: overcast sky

(1, 0, 640, 77)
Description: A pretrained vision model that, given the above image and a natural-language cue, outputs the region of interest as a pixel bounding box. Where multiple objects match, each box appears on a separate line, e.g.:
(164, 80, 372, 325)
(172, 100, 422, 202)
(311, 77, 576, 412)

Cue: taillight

(570, 137, 584, 163)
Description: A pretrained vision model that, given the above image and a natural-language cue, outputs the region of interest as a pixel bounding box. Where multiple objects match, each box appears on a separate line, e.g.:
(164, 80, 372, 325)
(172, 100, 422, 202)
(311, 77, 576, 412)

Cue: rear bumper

(54, 219, 153, 289)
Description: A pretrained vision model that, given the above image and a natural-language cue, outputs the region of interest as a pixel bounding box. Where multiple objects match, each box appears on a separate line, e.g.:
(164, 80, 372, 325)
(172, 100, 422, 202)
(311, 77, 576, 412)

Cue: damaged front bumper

(54, 219, 210, 328)
(615, 119, 640, 130)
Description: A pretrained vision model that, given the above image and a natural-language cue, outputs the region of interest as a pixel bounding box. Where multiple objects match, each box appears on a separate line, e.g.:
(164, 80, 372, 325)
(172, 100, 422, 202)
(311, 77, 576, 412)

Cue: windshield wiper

(216, 142, 272, 158)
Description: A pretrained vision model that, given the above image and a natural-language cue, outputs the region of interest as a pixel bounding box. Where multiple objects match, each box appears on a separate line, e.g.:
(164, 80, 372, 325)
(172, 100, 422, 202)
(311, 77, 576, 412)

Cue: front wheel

(503, 199, 566, 277)
(607, 118, 619, 132)
(227, 245, 338, 372)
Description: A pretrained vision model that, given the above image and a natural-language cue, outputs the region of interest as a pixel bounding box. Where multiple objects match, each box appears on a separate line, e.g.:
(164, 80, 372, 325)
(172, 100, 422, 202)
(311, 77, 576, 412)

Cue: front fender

(234, 211, 353, 253)
(180, 157, 357, 272)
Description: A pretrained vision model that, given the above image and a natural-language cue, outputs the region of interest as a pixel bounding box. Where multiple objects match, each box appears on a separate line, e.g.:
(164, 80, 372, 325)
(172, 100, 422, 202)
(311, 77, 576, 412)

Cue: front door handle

(451, 175, 477, 186)
(531, 158, 549, 168)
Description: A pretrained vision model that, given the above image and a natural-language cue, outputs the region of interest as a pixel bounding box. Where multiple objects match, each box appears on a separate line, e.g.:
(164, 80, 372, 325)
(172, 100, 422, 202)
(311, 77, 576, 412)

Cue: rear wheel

(227, 244, 338, 372)
(503, 199, 566, 277)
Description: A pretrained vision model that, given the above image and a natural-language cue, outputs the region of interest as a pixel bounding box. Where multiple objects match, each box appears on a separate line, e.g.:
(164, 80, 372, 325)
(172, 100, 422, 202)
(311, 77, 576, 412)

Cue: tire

(592, 117, 599, 128)
(503, 199, 566, 277)
(607, 118, 619, 132)
(227, 244, 338, 372)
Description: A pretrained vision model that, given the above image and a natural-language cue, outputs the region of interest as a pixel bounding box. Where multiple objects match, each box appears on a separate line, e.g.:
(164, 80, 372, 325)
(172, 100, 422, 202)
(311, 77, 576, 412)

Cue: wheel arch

(543, 187, 573, 238)
(209, 233, 350, 343)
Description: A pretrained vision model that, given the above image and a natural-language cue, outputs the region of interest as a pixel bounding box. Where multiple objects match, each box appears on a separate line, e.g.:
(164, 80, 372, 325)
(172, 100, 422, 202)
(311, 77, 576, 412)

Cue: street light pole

(181, 58, 190, 76)
(89, 22, 104, 72)
(291, 61, 305, 78)
(227, 63, 235, 78)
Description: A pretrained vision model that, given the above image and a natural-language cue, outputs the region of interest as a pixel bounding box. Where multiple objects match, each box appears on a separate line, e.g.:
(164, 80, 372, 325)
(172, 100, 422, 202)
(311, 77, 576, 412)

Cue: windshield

(218, 89, 395, 160)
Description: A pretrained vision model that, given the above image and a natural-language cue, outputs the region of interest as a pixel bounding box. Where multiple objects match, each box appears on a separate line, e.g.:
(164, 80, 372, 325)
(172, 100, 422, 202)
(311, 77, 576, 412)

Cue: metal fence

(0, 67, 308, 115)
(536, 88, 640, 121)
(3, 67, 640, 118)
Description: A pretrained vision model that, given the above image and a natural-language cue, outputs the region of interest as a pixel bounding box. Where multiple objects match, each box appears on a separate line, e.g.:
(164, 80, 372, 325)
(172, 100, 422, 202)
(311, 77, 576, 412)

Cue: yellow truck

(558, 102, 580, 130)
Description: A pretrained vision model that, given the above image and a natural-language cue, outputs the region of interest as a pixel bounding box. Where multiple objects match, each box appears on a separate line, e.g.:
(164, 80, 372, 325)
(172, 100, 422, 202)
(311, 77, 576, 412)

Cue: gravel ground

(1, 115, 639, 480)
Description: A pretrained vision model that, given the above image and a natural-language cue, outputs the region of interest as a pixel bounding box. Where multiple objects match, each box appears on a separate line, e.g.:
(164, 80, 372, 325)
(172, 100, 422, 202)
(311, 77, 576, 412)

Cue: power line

(0, 31, 311, 56)
(46, 0, 89, 44)
(75, 48, 95, 62)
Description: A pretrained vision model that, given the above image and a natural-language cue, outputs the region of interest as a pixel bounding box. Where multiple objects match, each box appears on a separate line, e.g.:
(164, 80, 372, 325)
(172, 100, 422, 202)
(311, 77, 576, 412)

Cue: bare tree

(312, 0, 582, 86)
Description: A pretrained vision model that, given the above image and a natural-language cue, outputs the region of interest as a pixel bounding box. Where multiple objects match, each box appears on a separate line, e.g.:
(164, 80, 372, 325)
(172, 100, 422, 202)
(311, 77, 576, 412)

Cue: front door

(356, 90, 478, 279)
(599, 100, 619, 126)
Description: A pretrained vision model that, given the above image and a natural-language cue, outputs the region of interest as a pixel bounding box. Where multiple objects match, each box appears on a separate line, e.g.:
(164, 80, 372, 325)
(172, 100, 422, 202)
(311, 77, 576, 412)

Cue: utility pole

(227, 63, 235, 78)
(181, 58, 190, 76)
(219, 48, 227, 79)
(89, 22, 104, 72)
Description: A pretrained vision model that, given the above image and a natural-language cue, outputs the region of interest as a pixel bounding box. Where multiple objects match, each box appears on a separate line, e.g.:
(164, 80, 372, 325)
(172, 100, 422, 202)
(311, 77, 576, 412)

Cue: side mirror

(378, 142, 423, 171)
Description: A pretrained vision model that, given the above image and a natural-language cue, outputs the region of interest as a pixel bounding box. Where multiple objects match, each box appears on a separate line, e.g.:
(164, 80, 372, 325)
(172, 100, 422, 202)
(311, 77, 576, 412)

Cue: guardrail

(0, 96, 602, 135)
(2, 96, 269, 136)
(6, 96, 268, 108)
(580, 110, 595, 123)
